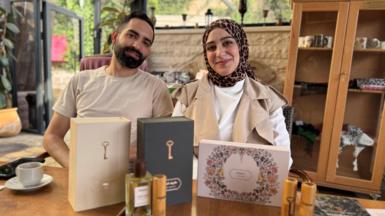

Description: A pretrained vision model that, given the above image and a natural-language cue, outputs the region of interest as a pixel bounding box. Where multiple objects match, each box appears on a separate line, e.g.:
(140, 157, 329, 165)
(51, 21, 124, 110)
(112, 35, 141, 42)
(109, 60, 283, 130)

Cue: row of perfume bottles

(126, 160, 166, 216)
(281, 176, 317, 216)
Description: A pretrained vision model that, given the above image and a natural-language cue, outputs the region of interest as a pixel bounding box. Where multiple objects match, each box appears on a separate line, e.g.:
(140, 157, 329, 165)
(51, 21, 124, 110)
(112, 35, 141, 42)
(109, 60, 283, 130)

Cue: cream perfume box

(197, 139, 289, 207)
(68, 117, 131, 212)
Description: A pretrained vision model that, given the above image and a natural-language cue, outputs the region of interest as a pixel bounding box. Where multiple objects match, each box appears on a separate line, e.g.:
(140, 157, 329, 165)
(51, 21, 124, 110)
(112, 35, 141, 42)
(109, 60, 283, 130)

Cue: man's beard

(114, 43, 145, 69)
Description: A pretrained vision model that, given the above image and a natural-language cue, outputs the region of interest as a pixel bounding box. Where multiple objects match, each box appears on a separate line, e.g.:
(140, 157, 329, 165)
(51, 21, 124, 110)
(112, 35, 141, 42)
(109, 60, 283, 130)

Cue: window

(147, 0, 291, 28)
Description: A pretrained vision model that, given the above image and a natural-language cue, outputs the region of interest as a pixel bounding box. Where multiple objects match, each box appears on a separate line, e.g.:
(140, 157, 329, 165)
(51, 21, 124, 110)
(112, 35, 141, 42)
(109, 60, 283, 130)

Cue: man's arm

(43, 112, 71, 168)
(152, 82, 174, 117)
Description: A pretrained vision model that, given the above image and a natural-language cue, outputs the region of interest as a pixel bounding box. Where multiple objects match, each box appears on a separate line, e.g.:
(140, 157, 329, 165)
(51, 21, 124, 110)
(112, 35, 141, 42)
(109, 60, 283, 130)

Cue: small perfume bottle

(152, 175, 167, 216)
(125, 160, 152, 216)
(297, 182, 317, 216)
(281, 177, 298, 216)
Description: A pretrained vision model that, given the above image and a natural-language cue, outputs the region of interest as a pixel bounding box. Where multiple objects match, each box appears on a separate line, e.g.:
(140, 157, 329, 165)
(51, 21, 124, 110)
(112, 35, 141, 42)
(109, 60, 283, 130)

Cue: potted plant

(0, 4, 22, 137)
(98, 0, 132, 53)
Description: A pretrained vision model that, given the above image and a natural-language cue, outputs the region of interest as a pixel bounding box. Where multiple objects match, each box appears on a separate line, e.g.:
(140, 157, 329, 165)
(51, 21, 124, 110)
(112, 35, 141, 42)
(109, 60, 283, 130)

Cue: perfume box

(137, 117, 193, 206)
(197, 139, 290, 207)
(68, 117, 131, 212)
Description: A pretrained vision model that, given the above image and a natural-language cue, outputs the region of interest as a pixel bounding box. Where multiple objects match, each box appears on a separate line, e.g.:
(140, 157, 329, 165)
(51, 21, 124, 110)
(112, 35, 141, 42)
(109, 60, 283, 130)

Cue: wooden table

(0, 166, 384, 216)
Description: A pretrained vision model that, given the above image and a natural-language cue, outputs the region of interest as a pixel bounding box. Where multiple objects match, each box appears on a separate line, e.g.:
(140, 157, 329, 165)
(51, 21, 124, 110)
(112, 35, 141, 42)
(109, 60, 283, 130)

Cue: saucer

(5, 174, 53, 191)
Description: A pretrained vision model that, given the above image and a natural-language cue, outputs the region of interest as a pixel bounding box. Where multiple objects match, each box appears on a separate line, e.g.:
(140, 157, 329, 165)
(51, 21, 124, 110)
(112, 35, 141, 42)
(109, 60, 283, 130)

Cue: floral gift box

(197, 139, 290, 207)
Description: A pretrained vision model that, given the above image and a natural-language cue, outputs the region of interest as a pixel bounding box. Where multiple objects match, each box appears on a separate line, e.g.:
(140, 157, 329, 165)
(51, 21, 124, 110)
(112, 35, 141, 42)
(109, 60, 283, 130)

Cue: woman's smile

(215, 58, 232, 65)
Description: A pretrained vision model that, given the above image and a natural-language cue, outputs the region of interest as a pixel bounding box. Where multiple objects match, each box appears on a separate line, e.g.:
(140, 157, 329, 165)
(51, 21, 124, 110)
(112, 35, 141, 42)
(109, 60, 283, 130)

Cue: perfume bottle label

(134, 185, 150, 207)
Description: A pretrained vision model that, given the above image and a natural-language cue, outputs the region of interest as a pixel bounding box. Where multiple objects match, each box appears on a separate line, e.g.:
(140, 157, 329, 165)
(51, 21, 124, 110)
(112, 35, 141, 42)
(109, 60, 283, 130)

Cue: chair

(80, 55, 111, 71)
(282, 105, 295, 138)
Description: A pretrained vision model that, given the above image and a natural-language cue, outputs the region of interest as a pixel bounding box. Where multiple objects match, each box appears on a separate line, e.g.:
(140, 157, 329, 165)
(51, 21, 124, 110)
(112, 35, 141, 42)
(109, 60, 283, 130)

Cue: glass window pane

(50, 12, 81, 103)
(291, 11, 338, 172)
(335, 10, 385, 180)
(147, 0, 292, 27)
(13, 1, 38, 130)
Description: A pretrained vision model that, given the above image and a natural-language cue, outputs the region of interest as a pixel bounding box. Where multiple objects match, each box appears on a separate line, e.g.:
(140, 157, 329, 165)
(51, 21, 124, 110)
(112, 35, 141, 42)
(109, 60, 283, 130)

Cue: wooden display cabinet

(284, 0, 385, 195)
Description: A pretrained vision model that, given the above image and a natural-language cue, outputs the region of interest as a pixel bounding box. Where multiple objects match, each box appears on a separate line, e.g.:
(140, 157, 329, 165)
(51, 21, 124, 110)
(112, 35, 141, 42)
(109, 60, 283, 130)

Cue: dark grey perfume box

(137, 117, 193, 206)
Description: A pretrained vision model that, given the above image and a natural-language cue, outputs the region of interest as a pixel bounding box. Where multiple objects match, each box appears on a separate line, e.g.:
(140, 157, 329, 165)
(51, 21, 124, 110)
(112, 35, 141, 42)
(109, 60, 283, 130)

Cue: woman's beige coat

(174, 75, 287, 146)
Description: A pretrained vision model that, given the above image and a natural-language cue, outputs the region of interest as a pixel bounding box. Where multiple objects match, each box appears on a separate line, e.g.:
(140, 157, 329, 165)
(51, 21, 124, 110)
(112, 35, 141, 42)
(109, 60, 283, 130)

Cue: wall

(149, 26, 291, 92)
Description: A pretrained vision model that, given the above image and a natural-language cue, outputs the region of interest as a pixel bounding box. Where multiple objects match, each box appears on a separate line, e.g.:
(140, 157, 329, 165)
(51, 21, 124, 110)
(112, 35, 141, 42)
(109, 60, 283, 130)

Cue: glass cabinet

(284, 0, 385, 195)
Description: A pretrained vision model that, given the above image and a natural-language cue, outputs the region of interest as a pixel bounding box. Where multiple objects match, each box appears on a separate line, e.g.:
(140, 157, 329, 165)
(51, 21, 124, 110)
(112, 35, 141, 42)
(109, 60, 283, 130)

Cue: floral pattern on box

(203, 145, 279, 204)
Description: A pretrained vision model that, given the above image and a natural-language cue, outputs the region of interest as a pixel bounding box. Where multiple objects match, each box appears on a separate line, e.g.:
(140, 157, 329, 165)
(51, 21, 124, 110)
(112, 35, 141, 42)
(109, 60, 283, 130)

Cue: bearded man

(43, 12, 173, 168)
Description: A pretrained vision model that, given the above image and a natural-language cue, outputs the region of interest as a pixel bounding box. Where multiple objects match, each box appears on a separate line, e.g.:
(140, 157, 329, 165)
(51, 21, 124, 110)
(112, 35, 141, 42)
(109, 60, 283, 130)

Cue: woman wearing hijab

(173, 19, 291, 166)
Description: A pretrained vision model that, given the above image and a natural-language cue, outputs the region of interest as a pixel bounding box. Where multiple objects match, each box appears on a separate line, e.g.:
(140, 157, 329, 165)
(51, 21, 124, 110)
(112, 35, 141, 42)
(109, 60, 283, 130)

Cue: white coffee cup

(354, 37, 367, 49)
(325, 36, 333, 48)
(298, 36, 306, 48)
(381, 41, 385, 49)
(16, 162, 43, 187)
(304, 35, 314, 48)
(367, 38, 381, 48)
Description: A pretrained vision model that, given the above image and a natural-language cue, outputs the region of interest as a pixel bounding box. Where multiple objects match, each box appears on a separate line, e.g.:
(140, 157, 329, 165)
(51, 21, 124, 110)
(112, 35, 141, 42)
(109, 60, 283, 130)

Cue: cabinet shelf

(354, 48, 385, 53)
(294, 83, 328, 87)
(299, 48, 385, 53)
(285, 0, 385, 195)
(298, 47, 333, 51)
(348, 88, 385, 94)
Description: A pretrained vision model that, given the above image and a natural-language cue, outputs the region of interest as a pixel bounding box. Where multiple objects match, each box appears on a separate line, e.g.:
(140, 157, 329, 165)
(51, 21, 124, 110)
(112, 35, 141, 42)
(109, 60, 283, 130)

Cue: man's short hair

(117, 12, 155, 33)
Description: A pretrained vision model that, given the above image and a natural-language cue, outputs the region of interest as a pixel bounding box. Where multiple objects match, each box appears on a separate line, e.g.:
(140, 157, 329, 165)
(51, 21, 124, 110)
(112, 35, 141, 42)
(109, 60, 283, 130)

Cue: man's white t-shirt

(53, 66, 173, 147)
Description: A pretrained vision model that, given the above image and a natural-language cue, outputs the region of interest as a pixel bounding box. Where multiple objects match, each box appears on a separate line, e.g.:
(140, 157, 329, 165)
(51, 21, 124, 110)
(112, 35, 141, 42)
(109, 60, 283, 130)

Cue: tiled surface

(0, 132, 61, 167)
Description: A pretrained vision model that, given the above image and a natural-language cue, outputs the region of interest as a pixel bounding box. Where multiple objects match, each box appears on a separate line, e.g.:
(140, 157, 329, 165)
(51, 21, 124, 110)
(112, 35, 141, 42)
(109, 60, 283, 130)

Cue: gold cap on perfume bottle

(300, 182, 317, 205)
(281, 178, 298, 216)
(134, 160, 146, 177)
(282, 177, 298, 199)
(152, 174, 166, 216)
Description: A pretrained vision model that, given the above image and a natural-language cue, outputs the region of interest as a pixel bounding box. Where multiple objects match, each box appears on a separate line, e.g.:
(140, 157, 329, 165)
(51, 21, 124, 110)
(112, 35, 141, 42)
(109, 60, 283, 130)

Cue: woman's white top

(172, 80, 289, 149)
(212, 79, 245, 141)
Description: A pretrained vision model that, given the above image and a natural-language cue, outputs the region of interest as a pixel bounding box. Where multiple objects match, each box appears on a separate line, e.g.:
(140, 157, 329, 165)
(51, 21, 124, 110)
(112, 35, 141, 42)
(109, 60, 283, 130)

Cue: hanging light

(182, 13, 187, 27)
(205, 9, 213, 26)
(238, 0, 247, 26)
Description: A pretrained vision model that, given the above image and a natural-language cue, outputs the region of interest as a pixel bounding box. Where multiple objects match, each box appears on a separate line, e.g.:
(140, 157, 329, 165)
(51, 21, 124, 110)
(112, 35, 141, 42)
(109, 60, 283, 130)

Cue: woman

(173, 19, 292, 166)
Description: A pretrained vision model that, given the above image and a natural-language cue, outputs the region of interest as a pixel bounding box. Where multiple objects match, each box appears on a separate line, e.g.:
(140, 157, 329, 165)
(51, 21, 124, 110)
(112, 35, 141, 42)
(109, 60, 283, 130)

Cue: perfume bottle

(125, 160, 152, 216)
(281, 177, 298, 216)
(152, 175, 167, 216)
(297, 182, 317, 216)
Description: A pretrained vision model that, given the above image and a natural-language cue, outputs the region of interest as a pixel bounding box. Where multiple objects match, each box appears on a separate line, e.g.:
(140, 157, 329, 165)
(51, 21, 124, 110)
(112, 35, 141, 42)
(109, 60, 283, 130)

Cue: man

(43, 12, 173, 168)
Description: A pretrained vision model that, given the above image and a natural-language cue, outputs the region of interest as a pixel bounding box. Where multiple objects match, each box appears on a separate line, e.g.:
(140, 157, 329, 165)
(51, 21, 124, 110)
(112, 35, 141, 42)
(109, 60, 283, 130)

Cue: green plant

(56, 0, 94, 56)
(99, 0, 132, 54)
(268, 0, 291, 22)
(0, 5, 21, 108)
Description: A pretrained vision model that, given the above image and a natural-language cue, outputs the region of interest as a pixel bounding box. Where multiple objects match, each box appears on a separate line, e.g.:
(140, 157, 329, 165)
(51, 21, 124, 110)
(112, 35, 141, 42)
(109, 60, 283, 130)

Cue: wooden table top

(0, 166, 384, 216)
